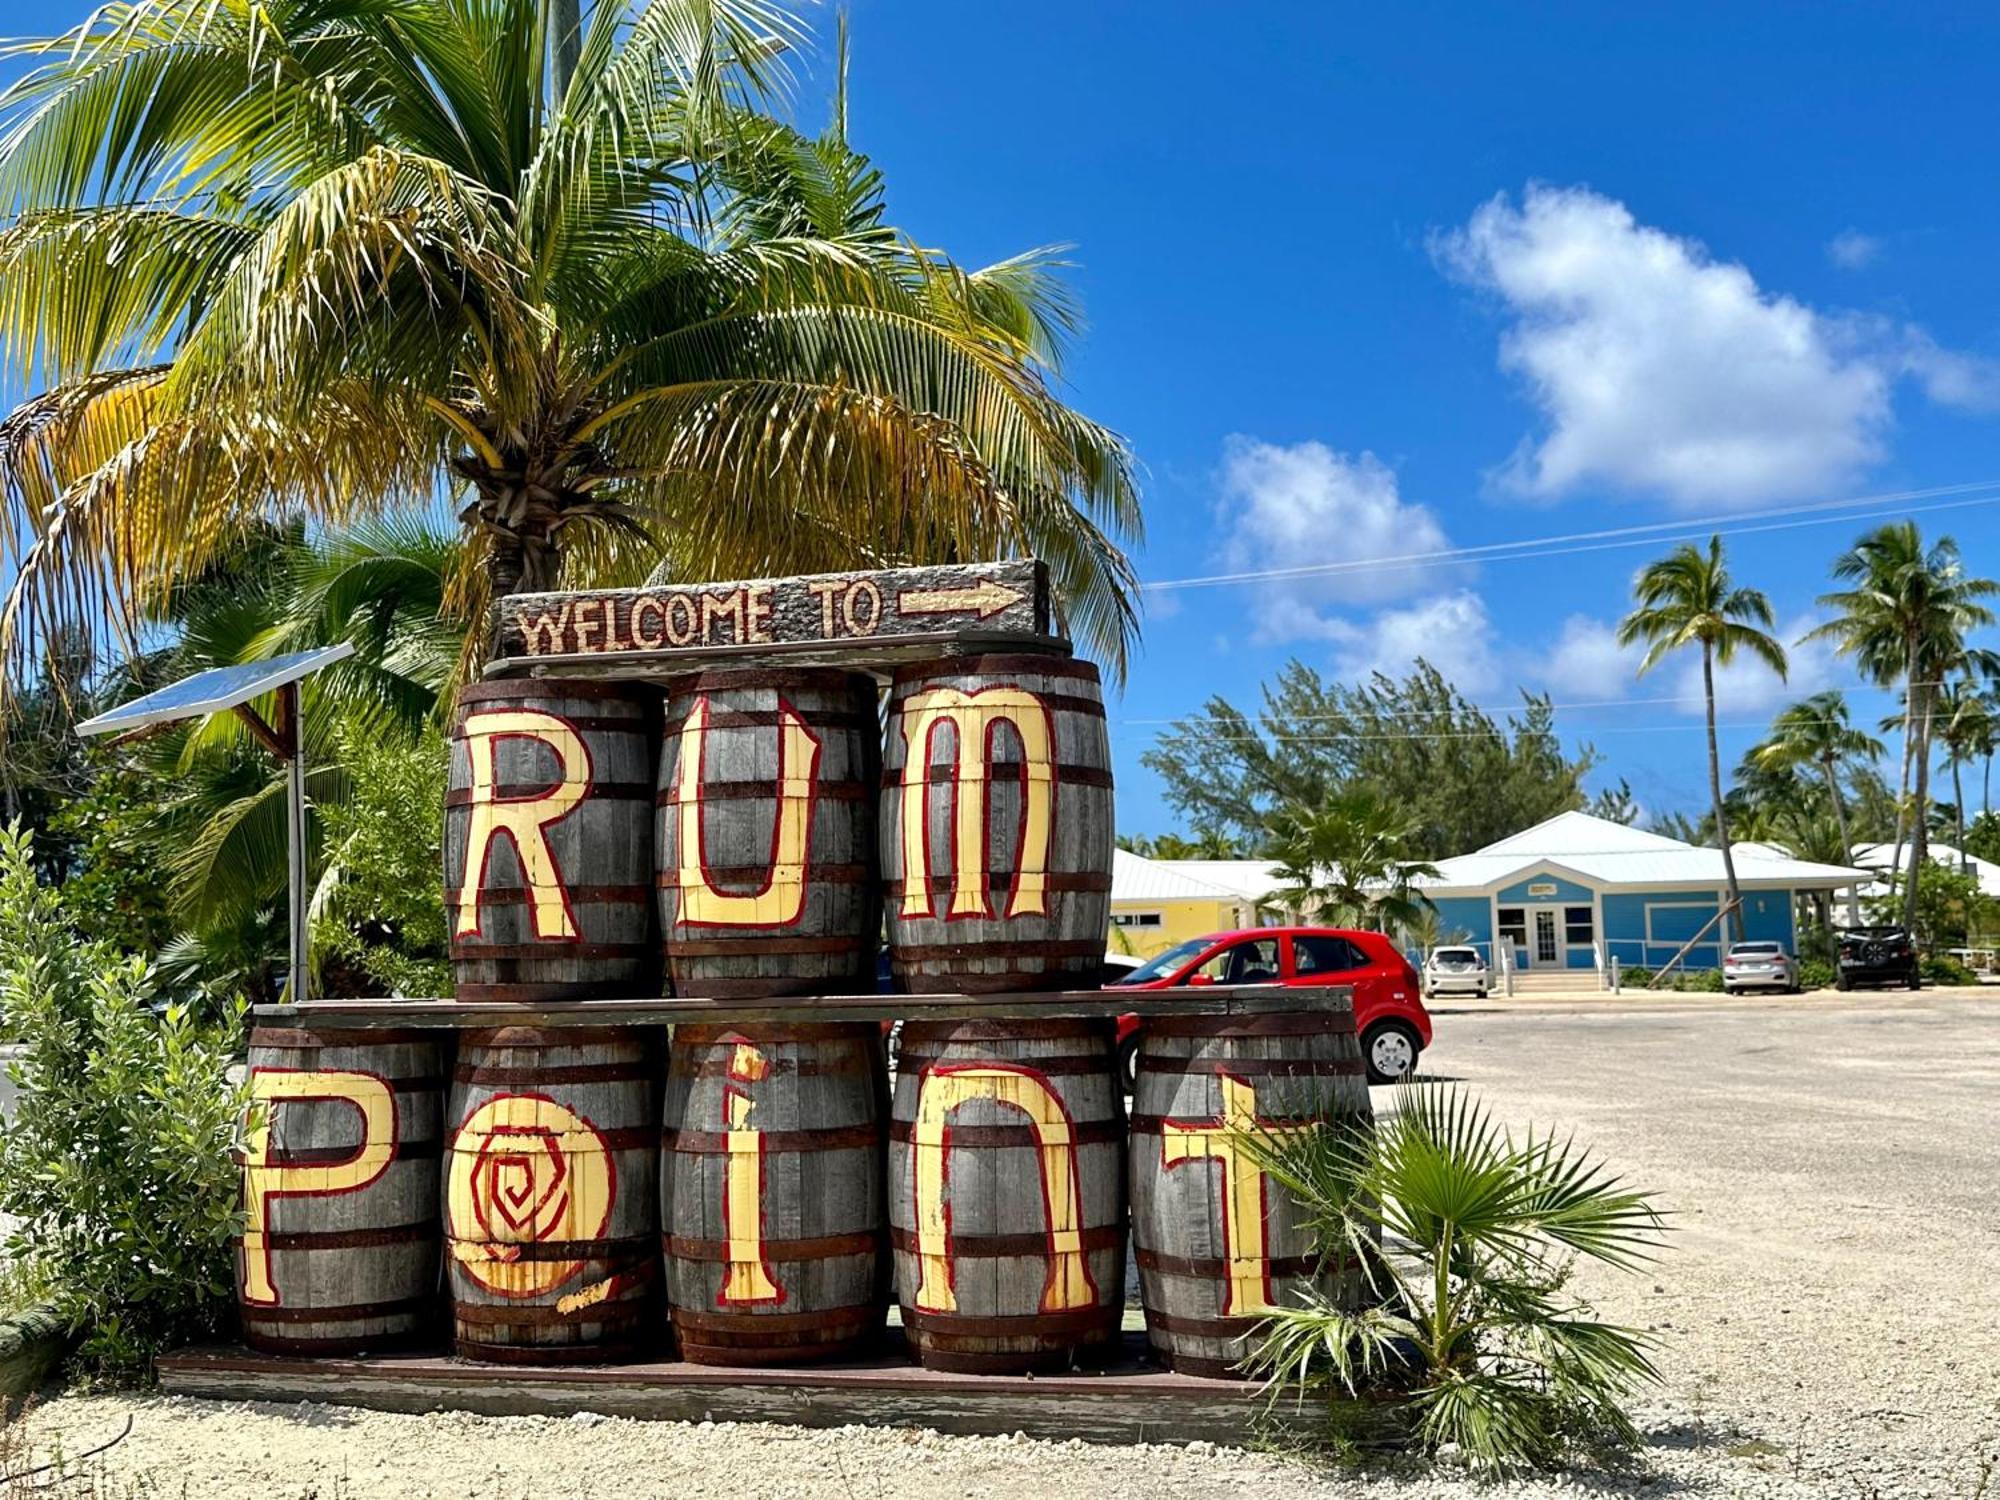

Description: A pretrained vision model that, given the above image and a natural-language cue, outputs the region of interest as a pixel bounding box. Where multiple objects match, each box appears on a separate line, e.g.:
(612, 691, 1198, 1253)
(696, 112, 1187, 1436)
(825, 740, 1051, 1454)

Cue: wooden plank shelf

(156, 1335, 1388, 1447)
(252, 986, 1351, 1030)
(481, 628, 1074, 683)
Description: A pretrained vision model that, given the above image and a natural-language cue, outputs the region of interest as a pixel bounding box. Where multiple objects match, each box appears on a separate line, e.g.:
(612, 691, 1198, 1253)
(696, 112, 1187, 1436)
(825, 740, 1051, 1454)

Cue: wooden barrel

(1129, 1009, 1375, 1378)
(661, 1024, 888, 1364)
(444, 1027, 660, 1362)
(880, 655, 1113, 993)
(446, 679, 659, 1003)
(657, 670, 881, 997)
(234, 1028, 445, 1354)
(888, 1019, 1126, 1373)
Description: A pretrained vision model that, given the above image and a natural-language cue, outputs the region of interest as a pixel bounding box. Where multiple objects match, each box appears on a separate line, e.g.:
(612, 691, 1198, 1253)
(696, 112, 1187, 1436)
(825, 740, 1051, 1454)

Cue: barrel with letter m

(889, 1019, 1126, 1373)
(1129, 1005, 1375, 1378)
(444, 1027, 660, 1362)
(662, 1024, 888, 1364)
(446, 679, 659, 1002)
(234, 1028, 445, 1354)
(880, 655, 1113, 994)
(658, 669, 881, 997)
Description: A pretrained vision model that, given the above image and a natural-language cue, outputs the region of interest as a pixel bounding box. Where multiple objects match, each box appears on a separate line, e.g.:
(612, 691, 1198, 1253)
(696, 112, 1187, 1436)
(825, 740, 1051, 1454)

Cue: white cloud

(1826, 229, 1882, 270)
(1897, 328, 2000, 414)
(1215, 438, 1455, 643)
(1546, 614, 1642, 699)
(1437, 185, 1895, 508)
(1324, 590, 1500, 694)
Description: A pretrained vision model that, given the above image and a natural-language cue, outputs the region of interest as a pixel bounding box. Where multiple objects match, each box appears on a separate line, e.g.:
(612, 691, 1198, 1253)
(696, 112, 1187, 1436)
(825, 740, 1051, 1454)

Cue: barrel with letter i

(1128, 1005, 1375, 1377)
(661, 1024, 888, 1364)
(235, 1028, 445, 1354)
(880, 655, 1113, 993)
(446, 679, 659, 1002)
(657, 669, 881, 997)
(888, 1019, 1126, 1373)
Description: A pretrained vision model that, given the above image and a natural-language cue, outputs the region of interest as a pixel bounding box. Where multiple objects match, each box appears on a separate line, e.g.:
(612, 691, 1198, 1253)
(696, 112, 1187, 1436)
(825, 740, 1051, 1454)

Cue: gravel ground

(11, 993, 2000, 1498)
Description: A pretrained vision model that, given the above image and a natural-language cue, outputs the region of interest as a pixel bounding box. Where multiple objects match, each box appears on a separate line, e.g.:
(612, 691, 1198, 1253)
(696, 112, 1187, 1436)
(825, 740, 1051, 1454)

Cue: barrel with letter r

(446, 679, 658, 1002)
(880, 655, 1113, 994)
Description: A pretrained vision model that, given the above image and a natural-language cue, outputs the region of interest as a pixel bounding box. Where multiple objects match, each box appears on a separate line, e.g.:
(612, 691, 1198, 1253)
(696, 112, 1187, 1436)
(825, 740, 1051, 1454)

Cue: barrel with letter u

(658, 670, 881, 997)
(888, 1019, 1126, 1373)
(880, 655, 1113, 994)
(661, 1024, 888, 1364)
(1129, 1007, 1375, 1378)
(444, 1027, 660, 1362)
(234, 1027, 445, 1354)
(446, 679, 659, 1002)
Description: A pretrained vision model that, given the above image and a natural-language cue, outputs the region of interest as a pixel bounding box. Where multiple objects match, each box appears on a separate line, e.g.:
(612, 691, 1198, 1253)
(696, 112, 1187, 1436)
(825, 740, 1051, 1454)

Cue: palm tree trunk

(1952, 754, 1967, 863)
(1824, 752, 1859, 926)
(1705, 645, 1743, 945)
(550, 0, 582, 96)
(1904, 663, 1931, 936)
(1890, 684, 1914, 899)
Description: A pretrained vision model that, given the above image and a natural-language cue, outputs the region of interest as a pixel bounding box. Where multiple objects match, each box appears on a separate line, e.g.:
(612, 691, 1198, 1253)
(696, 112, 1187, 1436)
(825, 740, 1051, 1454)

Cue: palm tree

(1618, 536, 1787, 936)
(1264, 792, 1441, 932)
(0, 0, 1141, 683)
(1934, 678, 1994, 864)
(1749, 691, 1882, 923)
(1807, 524, 1999, 932)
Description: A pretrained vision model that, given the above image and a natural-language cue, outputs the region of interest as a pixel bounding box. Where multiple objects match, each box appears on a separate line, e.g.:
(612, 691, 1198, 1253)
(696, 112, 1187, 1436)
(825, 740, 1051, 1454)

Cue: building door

(1532, 908, 1559, 966)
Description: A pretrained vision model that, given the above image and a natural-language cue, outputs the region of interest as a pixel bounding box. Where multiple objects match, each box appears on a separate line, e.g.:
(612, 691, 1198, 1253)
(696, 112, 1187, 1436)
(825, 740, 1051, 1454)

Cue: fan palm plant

(1242, 1087, 1668, 1470)
(0, 0, 1141, 683)
(1617, 536, 1787, 929)
(1265, 792, 1441, 933)
(1748, 691, 1882, 924)
(1806, 524, 1999, 932)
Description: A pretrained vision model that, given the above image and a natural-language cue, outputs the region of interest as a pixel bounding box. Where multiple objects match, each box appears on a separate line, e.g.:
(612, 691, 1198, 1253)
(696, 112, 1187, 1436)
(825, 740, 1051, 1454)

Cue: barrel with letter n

(880, 654, 1113, 993)
(1128, 1004, 1375, 1378)
(444, 1027, 660, 1362)
(446, 679, 658, 1002)
(889, 1019, 1126, 1373)
(235, 1028, 445, 1354)
(662, 1024, 888, 1364)
(657, 669, 881, 997)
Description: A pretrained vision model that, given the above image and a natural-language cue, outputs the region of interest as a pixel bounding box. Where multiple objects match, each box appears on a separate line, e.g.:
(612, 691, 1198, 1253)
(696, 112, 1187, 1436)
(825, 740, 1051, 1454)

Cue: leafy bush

(1614, 964, 1652, 987)
(0, 826, 246, 1380)
(1674, 967, 1725, 993)
(1244, 1087, 1668, 1472)
(1922, 953, 1978, 987)
(1795, 957, 1835, 991)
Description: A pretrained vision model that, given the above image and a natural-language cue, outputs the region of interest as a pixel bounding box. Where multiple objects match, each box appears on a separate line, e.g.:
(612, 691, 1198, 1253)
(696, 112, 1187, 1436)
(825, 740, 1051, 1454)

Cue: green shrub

(1615, 964, 1653, 987)
(1675, 968, 1725, 993)
(0, 825, 247, 1380)
(1795, 957, 1834, 991)
(1921, 953, 1977, 987)
(1243, 1087, 1668, 1472)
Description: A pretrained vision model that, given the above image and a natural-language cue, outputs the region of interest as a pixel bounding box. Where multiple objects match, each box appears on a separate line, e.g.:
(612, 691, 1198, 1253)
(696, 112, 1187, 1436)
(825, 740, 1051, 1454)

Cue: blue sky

(5, 0, 1997, 841)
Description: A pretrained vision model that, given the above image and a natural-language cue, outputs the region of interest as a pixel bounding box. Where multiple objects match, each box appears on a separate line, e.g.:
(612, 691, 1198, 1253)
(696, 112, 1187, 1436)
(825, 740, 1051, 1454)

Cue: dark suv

(1835, 926, 1920, 991)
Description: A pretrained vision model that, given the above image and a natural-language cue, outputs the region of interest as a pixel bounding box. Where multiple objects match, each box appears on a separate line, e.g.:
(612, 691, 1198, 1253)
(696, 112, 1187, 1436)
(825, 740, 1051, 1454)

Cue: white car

(1422, 945, 1490, 999)
(1723, 941, 1797, 993)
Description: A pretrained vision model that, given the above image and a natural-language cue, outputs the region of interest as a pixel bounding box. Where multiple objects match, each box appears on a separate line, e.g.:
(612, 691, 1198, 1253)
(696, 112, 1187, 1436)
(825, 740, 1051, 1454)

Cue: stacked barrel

(236, 642, 1372, 1381)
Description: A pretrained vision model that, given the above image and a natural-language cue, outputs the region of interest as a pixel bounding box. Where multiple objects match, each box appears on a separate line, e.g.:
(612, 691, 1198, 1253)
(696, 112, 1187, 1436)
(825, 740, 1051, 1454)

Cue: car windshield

(1731, 943, 1781, 956)
(1111, 937, 1214, 985)
(1431, 947, 1478, 963)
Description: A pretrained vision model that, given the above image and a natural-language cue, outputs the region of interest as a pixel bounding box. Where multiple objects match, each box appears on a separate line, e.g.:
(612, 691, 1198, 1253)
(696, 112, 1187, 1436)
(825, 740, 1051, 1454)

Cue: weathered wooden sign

(492, 560, 1051, 664)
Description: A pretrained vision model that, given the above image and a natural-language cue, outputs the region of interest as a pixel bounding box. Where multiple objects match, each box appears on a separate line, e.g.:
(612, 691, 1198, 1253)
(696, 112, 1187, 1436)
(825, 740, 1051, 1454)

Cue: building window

(1564, 905, 1595, 946)
(1497, 907, 1526, 946)
(1111, 911, 1163, 929)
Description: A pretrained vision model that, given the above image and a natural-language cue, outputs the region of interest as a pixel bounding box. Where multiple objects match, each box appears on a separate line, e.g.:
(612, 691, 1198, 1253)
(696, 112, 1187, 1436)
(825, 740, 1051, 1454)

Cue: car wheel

(1116, 1034, 1139, 1095)
(1475, 988, 1487, 999)
(1907, 973, 1922, 991)
(1835, 974, 1851, 991)
(1362, 1021, 1421, 1086)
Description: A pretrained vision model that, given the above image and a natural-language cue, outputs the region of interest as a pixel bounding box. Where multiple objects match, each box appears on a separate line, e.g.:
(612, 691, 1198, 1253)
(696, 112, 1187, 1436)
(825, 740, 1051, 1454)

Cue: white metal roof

(1149, 859, 1286, 903)
(1415, 810, 1868, 895)
(1852, 841, 2000, 898)
(1110, 849, 1264, 905)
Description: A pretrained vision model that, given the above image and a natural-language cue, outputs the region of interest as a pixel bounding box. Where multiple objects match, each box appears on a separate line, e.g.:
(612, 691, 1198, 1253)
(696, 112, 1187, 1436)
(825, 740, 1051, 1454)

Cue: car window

(1731, 943, 1782, 956)
(1430, 946, 1478, 964)
(1196, 937, 1282, 984)
(1292, 934, 1365, 975)
(1117, 937, 1213, 985)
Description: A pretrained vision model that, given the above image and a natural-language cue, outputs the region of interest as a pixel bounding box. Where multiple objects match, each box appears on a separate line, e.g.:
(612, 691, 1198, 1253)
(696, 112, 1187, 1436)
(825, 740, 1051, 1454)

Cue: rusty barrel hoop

(234, 1027, 446, 1355)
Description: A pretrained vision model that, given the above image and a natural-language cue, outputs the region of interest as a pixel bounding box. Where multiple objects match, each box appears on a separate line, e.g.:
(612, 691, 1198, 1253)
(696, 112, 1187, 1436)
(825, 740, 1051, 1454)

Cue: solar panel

(75, 642, 357, 738)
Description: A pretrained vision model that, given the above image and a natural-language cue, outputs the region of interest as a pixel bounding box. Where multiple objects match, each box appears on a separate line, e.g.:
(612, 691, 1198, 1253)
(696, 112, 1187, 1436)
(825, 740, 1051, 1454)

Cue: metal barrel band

(664, 935, 870, 958)
(448, 941, 656, 961)
(886, 1118, 1124, 1148)
(900, 1018, 1114, 1043)
(237, 1292, 438, 1325)
(1133, 1246, 1319, 1279)
(250, 1028, 440, 1048)
(657, 863, 870, 888)
(1140, 1013, 1357, 1038)
(666, 1229, 881, 1263)
(235, 1221, 439, 1251)
(668, 1304, 880, 1336)
(890, 939, 1108, 962)
(446, 886, 652, 910)
(902, 1306, 1120, 1339)
(881, 871, 1113, 896)
(444, 781, 654, 807)
(1130, 1057, 1363, 1080)
(253, 1139, 445, 1168)
(674, 1021, 880, 1048)
(1142, 1309, 1265, 1340)
(890, 762, 1113, 790)
(888, 1224, 1124, 1257)
(452, 1059, 655, 1086)
(666, 1123, 880, 1153)
(890, 653, 1096, 684)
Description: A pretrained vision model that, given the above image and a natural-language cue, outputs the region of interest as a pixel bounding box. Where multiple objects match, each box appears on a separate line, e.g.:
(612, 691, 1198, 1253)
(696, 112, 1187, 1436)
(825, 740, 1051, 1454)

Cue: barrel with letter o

(662, 1024, 888, 1364)
(444, 1027, 660, 1362)
(888, 1019, 1126, 1373)
(1129, 1008, 1374, 1377)
(880, 655, 1113, 993)
(234, 1028, 445, 1354)
(446, 680, 658, 1002)
(658, 670, 881, 997)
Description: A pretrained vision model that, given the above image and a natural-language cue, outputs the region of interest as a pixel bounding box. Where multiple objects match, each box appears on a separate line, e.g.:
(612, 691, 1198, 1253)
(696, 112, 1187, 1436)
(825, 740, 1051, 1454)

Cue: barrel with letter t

(234, 1027, 445, 1354)
(1128, 1005, 1375, 1378)
(880, 655, 1113, 993)
(446, 679, 658, 1002)
(657, 670, 881, 997)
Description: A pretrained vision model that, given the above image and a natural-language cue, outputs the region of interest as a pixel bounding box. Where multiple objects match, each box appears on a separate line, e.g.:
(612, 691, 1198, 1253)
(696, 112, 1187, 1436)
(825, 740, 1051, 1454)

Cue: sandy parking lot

(14, 993, 2000, 1498)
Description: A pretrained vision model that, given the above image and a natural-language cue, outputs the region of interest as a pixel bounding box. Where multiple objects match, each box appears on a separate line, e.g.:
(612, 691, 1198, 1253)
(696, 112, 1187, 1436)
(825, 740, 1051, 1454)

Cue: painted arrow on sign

(894, 580, 1026, 621)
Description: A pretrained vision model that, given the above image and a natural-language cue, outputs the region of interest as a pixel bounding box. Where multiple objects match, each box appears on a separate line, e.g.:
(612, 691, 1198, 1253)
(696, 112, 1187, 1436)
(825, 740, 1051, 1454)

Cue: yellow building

(1107, 850, 1285, 957)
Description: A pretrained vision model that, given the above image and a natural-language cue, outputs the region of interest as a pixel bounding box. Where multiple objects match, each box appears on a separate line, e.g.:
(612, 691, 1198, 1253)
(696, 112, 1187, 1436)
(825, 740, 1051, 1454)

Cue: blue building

(1415, 811, 1866, 973)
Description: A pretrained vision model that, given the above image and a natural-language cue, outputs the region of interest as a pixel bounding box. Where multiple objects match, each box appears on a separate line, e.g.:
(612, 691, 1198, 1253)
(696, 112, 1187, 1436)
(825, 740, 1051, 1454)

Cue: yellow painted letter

(453, 709, 590, 939)
(1161, 1074, 1306, 1316)
(718, 1041, 782, 1305)
(672, 697, 821, 927)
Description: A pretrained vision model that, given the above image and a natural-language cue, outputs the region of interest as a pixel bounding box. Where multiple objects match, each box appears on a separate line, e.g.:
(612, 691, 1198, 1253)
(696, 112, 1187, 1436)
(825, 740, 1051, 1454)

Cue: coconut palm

(0, 0, 1141, 684)
(1749, 691, 1882, 923)
(1264, 792, 1441, 933)
(1807, 524, 1999, 932)
(1618, 536, 1787, 932)
(1933, 678, 1994, 864)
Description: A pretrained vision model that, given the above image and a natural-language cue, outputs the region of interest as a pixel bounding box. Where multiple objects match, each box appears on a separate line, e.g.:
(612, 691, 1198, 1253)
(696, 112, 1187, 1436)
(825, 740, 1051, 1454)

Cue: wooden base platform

(156, 1335, 1345, 1447)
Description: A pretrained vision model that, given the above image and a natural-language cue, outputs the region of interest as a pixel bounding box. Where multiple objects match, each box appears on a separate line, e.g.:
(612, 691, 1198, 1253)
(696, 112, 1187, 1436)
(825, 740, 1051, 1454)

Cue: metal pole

(284, 682, 308, 1004)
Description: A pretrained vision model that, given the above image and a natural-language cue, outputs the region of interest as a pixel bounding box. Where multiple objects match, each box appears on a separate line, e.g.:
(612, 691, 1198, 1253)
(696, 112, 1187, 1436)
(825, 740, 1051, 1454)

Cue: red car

(1108, 927, 1433, 1086)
